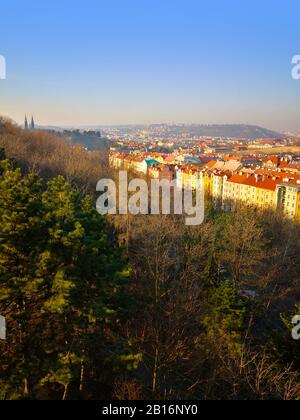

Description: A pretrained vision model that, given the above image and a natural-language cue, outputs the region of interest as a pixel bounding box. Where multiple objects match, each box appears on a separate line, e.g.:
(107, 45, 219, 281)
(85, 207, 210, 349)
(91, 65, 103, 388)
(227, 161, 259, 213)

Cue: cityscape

(107, 125, 300, 223)
(1, 0, 300, 406)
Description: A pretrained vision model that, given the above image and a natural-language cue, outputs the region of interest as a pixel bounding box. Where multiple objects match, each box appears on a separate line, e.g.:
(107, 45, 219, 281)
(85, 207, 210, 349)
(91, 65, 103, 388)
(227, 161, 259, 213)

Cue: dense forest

(0, 117, 299, 400)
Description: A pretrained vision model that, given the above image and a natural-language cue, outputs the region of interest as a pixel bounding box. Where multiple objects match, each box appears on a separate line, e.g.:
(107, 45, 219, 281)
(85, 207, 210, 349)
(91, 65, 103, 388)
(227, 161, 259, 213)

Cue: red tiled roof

(206, 160, 218, 168)
(255, 169, 300, 181)
(264, 156, 280, 166)
(227, 174, 282, 191)
(164, 155, 177, 163)
(279, 162, 300, 171)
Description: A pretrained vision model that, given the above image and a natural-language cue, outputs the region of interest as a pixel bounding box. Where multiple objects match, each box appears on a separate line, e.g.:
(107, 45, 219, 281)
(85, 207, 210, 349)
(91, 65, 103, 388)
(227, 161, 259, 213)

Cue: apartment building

(223, 173, 281, 211)
(109, 153, 126, 169)
(276, 182, 300, 223)
(148, 164, 176, 182)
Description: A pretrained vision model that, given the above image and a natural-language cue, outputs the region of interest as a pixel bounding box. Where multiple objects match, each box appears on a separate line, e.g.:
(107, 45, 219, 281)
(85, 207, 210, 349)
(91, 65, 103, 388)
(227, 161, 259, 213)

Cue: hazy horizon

(14, 121, 288, 133)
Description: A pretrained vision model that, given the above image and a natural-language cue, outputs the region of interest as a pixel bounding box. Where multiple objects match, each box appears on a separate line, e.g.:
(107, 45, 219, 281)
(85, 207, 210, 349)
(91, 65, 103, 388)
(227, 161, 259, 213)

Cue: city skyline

(0, 0, 300, 130)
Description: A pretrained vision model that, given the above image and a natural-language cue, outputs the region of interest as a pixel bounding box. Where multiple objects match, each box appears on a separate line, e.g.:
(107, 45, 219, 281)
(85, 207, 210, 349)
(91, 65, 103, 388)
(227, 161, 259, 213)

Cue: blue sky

(0, 0, 299, 130)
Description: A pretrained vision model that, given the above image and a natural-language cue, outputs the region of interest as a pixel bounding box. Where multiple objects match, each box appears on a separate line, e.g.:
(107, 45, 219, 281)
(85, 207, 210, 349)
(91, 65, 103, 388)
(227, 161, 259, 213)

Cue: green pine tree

(0, 162, 137, 400)
(198, 281, 247, 358)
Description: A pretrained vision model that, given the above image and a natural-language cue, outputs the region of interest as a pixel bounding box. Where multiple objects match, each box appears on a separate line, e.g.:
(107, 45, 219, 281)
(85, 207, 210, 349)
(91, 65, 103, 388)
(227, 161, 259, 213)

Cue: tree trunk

(152, 341, 159, 393)
(24, 378, 29, 397)
(62, 384, 69, 401)
(79, 362, 85, 394)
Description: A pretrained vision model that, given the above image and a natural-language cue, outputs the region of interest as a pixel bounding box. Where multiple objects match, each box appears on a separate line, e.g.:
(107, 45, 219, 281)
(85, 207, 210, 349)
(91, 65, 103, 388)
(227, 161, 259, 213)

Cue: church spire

(24, 115, 28, 130)
(30, 116, 35, 130)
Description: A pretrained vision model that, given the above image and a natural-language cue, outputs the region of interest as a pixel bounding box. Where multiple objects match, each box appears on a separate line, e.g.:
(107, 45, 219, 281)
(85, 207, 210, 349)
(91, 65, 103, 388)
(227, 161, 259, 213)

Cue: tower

(24, 115, 28, 130)
(30, 116, 35, 130)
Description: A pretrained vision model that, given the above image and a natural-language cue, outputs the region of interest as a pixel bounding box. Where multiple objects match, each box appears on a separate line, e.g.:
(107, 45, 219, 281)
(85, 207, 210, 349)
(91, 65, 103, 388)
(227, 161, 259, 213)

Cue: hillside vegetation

(0, 117, 109, 195)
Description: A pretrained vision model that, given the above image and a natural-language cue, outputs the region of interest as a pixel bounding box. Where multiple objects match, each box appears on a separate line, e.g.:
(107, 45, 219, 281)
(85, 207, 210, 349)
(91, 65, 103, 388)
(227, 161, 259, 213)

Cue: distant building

(24, 115, 35, 130)
(175, 154, 202, 165)
(277, 182, 300, 223)
(30, 116, 35, 130)
(148, 164, 176, 182)
(205, 159, 243, 173)
(263, 155, 280, 169)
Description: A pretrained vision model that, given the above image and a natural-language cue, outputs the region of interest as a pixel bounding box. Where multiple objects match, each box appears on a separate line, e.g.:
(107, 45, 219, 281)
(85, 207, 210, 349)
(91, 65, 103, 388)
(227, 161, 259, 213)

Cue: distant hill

(43, 123, 282, 142)
(151, 124, 282, 139)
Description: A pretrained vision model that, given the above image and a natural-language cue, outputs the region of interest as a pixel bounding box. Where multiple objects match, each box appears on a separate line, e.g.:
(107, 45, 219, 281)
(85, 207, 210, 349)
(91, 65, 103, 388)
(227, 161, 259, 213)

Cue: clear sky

(0, 0, 299, 130)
